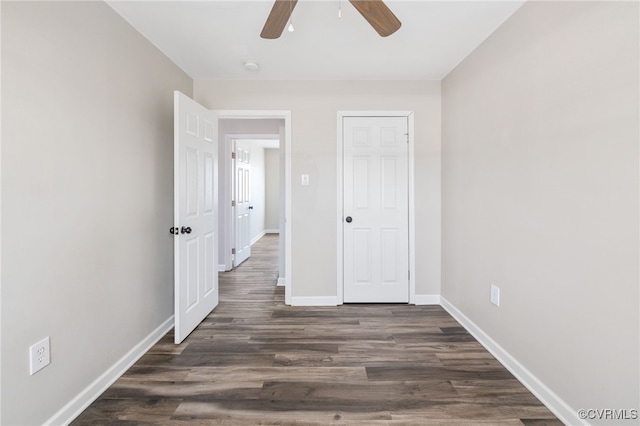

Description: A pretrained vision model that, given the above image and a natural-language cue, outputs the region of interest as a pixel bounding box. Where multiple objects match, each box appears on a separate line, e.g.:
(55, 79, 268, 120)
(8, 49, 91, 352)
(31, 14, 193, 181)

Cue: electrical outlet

(490, 285, 500, 307)
(29, 337, 50, 375)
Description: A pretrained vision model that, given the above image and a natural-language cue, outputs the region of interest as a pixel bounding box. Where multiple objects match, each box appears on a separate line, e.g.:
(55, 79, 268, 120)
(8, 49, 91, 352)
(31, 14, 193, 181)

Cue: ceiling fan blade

(261, 0, 298, 39)
(349, 0, 401, 37)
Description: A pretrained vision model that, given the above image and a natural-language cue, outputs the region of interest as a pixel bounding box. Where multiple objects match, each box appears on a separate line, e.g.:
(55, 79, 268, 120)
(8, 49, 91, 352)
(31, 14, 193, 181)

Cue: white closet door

(343, 116, 409, 303)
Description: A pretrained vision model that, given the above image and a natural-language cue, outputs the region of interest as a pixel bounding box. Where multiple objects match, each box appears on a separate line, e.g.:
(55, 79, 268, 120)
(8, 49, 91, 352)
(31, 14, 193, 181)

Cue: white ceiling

(107, 0, 525, 80)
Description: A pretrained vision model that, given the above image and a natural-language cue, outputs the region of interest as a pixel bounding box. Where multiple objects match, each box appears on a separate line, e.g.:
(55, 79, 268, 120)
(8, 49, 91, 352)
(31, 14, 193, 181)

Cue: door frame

(223, 134, 280, 270)
(336, 111, 416, 305)
(216, 110, 292, 306)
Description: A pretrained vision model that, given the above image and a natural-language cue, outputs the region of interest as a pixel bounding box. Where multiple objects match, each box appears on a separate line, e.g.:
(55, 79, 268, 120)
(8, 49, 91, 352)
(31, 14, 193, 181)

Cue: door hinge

(405, 133, 410, 143)
(231, 152, 236, 159)
(231, 248, 236, 255)
(231, 200, 236, 207)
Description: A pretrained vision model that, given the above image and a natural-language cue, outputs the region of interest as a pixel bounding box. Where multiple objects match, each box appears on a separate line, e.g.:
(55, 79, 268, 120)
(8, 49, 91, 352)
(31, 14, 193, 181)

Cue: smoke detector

(244, 61, 260, 72)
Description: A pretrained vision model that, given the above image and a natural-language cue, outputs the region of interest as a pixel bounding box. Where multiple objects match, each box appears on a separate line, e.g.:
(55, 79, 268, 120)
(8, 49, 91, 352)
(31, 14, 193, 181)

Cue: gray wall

(1, 2, 192, 424)
(441, 1, 639, 421)
(195, 80, 442, 298)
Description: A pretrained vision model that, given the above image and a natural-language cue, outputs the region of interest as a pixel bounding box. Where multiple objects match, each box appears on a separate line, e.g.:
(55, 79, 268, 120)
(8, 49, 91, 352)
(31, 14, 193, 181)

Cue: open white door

(233, 141, 251, 266)
(173, 91, 218, 343)
(343, 116, 409, 303)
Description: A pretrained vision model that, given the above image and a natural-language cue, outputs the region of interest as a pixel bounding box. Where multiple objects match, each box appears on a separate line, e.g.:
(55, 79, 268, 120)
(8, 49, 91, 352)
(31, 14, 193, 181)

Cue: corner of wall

(440, 297, 584, 426)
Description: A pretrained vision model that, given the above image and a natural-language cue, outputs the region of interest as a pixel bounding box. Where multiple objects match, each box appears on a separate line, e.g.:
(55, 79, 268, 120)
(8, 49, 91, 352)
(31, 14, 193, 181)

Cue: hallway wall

(195, 80, 442, 300)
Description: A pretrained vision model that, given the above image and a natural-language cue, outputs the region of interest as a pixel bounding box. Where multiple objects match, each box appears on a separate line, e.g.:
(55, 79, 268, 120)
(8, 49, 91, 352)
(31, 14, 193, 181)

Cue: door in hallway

(233, 141, 252, 266)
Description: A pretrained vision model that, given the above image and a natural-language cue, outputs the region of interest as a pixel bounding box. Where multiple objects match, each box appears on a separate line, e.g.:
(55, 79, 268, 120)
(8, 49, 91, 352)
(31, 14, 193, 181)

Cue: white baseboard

(413, 294, 441, 305)
(277, 277, 286, 287)
(291, 296, 338, 306)
(44, 295, 579, 425)
(45, 316, 174, 426)
(251, 231, 266, 246)
(265, 229, 280, 234)
(440, 297, 581, 426)
(217, 264, 227, 272)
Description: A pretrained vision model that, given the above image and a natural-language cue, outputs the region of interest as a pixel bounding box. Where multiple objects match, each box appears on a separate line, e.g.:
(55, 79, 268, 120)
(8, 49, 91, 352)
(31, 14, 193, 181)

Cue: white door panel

(174, 91, 218, 343)
(344, 117, 409, 303)
(234, 141, 251, 266)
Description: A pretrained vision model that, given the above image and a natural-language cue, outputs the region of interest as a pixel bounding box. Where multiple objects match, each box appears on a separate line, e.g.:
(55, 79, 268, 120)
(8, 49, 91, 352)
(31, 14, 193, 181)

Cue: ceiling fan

(260, 0, 401, 39)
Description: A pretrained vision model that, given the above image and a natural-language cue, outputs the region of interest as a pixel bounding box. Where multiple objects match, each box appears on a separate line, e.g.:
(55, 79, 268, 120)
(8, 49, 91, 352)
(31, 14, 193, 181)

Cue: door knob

(180, 226, 192, 234)
(345, 216, 352, 223)
(169, 227, 179, 235)
(248, 206, 254, 210)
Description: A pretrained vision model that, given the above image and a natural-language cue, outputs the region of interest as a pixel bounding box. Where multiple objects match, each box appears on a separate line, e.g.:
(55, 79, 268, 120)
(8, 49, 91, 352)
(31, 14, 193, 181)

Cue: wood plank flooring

(72, 234, 561, 425)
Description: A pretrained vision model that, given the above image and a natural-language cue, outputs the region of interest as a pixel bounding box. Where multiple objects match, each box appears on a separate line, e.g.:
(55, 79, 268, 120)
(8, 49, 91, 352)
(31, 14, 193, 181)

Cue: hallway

(72, 234, 559, 425)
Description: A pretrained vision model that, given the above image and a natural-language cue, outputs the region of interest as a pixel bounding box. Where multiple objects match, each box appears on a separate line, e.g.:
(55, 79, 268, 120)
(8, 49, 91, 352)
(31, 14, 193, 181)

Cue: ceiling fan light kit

(260, 0, 401, 39)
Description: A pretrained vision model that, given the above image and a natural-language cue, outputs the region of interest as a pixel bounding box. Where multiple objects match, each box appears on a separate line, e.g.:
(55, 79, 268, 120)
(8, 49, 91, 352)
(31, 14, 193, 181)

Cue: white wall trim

(0, 3, 3, 418)
(407, 113, 416, 304)
(291, 296, 339, 307)
(283, 115, 292, 305)
(336, 114, 344, 304)
(217, 264, 227, 272)
(336, 111, 415, 305)
(440, 297, 582, 426)
(277, 277, 286, 287)
(250, 230, 266, 246)
(413, 294, 441, 305)
(264, 229, 280, 234)
(45, 316, 174, 426)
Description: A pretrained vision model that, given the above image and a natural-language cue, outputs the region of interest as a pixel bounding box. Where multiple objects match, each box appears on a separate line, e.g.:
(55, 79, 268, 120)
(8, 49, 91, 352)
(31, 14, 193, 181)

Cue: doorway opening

(230, 138, 280, 268)
(216, 111, 292, 305)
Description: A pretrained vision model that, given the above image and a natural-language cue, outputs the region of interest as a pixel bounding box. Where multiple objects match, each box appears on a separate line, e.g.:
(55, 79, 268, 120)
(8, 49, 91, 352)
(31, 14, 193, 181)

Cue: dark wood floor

(72, 234, 560, 425)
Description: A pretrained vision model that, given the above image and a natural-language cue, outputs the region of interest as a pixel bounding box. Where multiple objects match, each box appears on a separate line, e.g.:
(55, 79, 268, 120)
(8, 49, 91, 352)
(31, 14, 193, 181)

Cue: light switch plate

(490, 285, 500, 307)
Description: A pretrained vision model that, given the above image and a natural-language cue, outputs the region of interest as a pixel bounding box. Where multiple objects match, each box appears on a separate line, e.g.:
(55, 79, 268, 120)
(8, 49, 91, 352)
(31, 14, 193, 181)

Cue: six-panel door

(234, 141, 251, 266)
(343, 116, 409, 303)
(174, 91, 219, 344)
